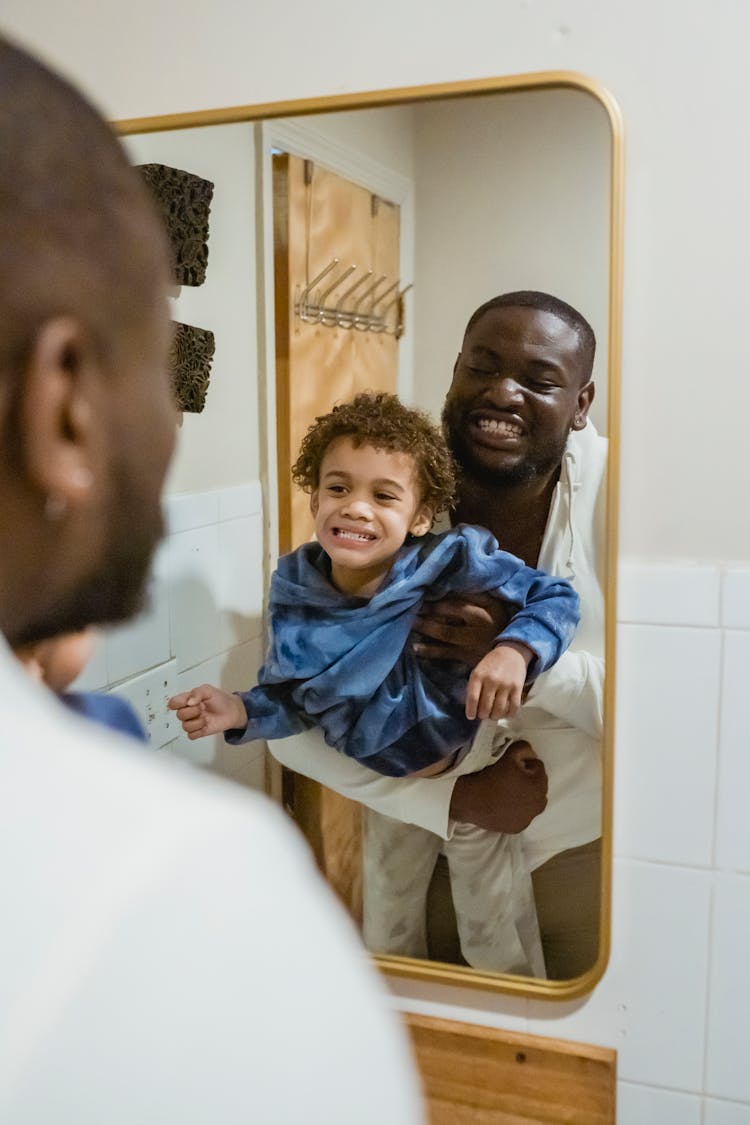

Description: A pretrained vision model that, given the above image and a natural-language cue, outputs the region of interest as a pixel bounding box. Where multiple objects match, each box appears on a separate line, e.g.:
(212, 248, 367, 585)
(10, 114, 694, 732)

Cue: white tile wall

(705, 1099, 750, 1125)
(106, 542, 172, 683)
(218, 515, 264, 649)
(77, 482, 267, 794)
(165, 489, 220, 534)
(706, 874, 750, 1102)
(217, 480, 262, 521)
(721, 568, 750, 629)
(617, 1081, 702, 1125)
(618, 560, 720, 626)
(390, 560, 750, 1120)
(527, 860, 711, 1090)
(614, 623, 720, 867)
(715, 631, 750, 873)
(168, 523, 224, 672)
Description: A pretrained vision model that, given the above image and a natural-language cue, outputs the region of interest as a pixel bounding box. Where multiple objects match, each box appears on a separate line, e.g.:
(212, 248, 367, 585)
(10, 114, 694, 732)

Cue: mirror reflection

(123, 80, 617, 991)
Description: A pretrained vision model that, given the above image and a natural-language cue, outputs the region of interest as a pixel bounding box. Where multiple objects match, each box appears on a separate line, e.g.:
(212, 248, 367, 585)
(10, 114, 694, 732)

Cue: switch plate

(109, 660, 179, 750)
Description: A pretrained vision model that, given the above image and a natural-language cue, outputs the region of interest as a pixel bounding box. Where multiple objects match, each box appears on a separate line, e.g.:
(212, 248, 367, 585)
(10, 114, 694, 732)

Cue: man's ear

(572, 381, 595, 430)
(310, 490, 319, 517)
(20, 317, 97, 506)
(409, 504, 433, 538)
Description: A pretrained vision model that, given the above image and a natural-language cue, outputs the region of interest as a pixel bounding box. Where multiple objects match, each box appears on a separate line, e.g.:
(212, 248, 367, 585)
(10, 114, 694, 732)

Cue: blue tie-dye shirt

(226, 524, 579, 777)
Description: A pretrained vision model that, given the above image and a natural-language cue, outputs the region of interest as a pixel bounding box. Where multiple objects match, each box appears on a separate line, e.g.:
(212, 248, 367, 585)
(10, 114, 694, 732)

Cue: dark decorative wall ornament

(169, 322, 216, 413)
(138, 163, 214, 286)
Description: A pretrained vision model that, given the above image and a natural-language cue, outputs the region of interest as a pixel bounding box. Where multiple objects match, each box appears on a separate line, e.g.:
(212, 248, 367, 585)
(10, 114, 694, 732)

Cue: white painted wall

(281, 105, 416, 181)
(5, 0, 745, 562)
(123, 123, 259, 493)
(3, 3, 750, 1121)
(411, 88, 610, 432)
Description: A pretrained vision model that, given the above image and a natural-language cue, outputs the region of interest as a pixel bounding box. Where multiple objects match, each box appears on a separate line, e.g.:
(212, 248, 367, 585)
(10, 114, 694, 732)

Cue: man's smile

(469, 411, 527, 445)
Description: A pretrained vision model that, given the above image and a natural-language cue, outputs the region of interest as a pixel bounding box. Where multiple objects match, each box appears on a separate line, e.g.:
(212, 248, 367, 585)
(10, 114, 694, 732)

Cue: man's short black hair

(464, 291, 596, 383)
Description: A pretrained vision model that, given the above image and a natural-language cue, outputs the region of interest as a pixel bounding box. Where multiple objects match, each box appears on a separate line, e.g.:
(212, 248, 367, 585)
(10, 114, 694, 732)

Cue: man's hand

(449, 740, 548, 833)
(412, 593, 512, 666)
(465, 641, 533, 720)
(167, 684, 247, 740)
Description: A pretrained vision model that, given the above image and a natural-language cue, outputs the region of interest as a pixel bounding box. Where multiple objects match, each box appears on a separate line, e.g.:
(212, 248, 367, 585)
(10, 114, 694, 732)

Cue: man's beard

(17, 467, 164, 647)
(442, 403, 569, 488)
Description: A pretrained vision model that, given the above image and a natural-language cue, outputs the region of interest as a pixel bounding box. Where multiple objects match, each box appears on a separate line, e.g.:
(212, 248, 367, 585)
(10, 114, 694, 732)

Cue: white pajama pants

(362, 807, 546, 978)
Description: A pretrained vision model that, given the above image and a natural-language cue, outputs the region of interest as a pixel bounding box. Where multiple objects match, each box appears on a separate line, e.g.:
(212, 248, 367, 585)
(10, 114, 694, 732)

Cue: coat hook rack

(294, 257, 412, 337)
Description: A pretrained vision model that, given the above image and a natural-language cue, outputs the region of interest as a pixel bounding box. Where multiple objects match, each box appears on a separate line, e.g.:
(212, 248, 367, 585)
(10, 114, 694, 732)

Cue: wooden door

(273, 152, 402, 924)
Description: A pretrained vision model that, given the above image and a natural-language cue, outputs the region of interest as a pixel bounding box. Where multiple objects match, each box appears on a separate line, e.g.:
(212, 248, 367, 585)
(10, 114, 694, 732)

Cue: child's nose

(341, 495, 373, 519)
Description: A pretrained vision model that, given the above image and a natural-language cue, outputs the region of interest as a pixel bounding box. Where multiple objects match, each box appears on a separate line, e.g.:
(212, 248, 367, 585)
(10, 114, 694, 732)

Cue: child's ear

(409, 504, 433, 538)
(310, 490, 319, 516)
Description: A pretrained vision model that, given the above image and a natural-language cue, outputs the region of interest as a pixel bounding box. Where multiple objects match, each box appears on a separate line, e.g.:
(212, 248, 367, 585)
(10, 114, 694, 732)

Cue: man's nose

(489, 374, 525, 406)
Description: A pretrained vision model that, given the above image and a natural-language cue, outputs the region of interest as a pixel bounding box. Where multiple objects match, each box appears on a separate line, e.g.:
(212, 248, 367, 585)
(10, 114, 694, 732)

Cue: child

(16, 629, 148, 743)
(169, 392, 579, 781)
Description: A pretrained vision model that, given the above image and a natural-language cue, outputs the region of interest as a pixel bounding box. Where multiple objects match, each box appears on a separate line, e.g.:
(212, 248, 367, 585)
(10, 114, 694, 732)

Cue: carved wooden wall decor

(138, 162, 214, 286)
(169, 321, 215, 413)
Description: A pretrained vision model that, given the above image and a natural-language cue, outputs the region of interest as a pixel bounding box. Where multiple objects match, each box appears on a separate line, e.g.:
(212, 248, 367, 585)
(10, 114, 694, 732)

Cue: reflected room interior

(120, 75, 621, 1000)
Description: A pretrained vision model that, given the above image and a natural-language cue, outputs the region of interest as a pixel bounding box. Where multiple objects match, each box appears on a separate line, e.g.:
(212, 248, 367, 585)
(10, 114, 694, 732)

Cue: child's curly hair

(292, 391, 458, 518)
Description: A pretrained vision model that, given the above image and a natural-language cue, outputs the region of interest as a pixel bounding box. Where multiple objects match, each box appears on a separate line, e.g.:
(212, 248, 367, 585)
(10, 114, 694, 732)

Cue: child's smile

(311, 437, 432, 597)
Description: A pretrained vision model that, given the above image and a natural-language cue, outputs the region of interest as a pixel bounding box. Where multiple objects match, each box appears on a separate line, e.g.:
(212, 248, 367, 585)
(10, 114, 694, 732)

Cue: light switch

(109, 659, 179, 750)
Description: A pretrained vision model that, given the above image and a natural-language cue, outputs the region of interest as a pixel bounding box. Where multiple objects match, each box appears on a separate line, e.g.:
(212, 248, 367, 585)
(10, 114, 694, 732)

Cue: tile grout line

(701, 612, 727, 1107)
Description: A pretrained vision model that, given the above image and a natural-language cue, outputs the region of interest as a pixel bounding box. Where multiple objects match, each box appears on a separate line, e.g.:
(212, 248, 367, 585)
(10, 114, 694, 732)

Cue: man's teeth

(335, 529, 374, 542)
(478, 418, 523, 436)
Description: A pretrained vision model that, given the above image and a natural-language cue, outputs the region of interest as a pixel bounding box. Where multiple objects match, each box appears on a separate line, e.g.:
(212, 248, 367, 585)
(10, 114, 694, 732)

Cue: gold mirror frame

(117, 70, 623, 1001)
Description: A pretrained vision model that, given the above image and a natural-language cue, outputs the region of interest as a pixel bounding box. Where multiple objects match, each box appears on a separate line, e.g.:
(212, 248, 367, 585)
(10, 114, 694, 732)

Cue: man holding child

(266, 290, 606, 981)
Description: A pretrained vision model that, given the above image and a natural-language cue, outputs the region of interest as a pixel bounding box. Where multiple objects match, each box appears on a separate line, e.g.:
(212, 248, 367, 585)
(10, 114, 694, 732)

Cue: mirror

(120, 73, 622, 1000)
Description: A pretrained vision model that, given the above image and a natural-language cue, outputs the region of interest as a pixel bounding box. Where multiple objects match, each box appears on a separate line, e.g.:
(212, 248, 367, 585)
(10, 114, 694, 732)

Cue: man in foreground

(0, 36, 423, 1123)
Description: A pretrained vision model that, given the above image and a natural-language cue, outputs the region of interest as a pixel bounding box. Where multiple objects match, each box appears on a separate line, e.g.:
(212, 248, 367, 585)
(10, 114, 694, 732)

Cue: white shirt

(0, 638, 424, 1124)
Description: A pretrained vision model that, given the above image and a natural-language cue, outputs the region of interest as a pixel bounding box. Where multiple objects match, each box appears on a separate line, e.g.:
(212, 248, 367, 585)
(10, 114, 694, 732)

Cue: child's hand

(465, 642, 533, 720)
(167, 684, 247, 740)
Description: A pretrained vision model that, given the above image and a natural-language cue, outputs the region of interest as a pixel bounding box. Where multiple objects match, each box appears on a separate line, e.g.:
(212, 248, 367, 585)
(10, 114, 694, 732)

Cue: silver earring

(44, 495, 67, 521)
(70, 466, 93, 490)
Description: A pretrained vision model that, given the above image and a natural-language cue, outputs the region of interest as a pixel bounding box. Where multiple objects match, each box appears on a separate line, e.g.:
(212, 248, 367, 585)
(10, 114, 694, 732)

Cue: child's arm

(464, 640, 534, 720)
(469, 552, 580, 688)
(168, 685, 248, 740)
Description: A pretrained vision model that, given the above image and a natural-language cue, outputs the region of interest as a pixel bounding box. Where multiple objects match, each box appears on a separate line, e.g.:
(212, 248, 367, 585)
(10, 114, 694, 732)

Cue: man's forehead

(464, 305, 580, 352)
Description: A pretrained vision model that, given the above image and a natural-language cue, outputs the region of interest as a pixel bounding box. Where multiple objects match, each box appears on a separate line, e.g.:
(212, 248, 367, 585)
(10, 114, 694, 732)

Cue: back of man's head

(0, 37, 169, 398)
(0, 37, 176, 649)
(464, 290, 596, 383)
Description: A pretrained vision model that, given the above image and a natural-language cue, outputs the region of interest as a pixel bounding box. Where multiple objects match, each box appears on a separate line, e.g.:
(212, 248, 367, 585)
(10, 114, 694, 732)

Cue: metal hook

(371, 278, 400, 313)
(383, 283, 413, 336)
(297, 258, 340, 311)
(352, 275, 387, 329)
(336, 270, 373, 328)
(369, 279, 401, 332)
(294, 260, 413, 337)
(317, 264, 357, 325)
